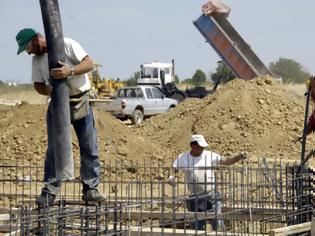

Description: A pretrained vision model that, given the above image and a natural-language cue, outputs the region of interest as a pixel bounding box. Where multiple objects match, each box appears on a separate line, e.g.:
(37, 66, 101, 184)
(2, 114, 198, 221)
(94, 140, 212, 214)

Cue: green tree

(182, 78, 193, 84)
(269, 58, 310, 84)
(211, 63, 236, 84)
(174, 75, 180, 84)
(192, 69, 206, 86)
(125, 72, 140, 86)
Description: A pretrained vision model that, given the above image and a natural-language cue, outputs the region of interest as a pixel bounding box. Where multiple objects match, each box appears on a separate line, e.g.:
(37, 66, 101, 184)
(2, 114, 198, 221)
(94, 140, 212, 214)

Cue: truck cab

(137, 62, 174, 87)
(137, 61, 187, 103)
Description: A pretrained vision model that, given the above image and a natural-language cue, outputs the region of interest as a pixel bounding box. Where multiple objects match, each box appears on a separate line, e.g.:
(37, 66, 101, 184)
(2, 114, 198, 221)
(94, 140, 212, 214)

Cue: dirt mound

(137, 77, 314, 163)
(0, 103, 163, 172)
(0, 77, 314, 171)
(0, 89, 47, 104)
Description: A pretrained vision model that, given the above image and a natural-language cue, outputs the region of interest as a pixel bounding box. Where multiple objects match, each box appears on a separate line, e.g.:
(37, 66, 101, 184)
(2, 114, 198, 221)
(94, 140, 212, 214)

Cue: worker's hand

(156, 175, 164, 181)
(238, 152, 247, 161)
(46, 84, 52, 95)
(50, 61, 72, 79)
(168, 175, 176, 187)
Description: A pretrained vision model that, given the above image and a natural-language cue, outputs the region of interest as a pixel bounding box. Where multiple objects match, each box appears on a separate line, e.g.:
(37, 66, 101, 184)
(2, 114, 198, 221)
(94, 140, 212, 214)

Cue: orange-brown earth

(1, 77, 314, 175)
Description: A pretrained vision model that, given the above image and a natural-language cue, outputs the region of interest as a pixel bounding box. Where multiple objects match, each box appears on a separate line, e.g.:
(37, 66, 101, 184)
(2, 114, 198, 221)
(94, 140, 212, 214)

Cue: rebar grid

(0, 158, 313, 235)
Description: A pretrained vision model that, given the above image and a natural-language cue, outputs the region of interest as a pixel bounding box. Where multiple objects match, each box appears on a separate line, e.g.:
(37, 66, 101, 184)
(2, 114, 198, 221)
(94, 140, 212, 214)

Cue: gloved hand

(50, 61, 72, 79)
(239, 152, 247, 161)
(168, 175, 176, 187)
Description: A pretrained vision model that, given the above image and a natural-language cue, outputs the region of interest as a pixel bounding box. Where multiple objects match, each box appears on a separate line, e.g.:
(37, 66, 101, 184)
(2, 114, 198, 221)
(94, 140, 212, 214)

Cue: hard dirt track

(1, 77, 315, 177)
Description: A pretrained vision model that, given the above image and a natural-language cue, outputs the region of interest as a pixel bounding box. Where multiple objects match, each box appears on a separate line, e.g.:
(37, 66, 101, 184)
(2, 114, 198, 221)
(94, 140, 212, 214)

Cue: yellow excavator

(88, 62, 124, 99)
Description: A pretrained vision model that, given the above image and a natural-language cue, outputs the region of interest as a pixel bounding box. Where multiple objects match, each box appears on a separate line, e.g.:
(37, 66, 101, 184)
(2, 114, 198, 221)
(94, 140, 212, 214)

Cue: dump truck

(193, 0, 273, 80)
(137, 1, 272, 103)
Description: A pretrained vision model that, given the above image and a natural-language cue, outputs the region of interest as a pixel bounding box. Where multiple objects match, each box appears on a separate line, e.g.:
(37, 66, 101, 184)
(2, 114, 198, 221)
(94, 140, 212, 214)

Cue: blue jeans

(186, 194, 222, 231)
(43, 103, 100, 195)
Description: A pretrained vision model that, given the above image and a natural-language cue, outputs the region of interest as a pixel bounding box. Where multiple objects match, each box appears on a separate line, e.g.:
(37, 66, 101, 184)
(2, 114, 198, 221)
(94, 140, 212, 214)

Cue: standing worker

(170, 134, 246, 231)
(16, 28, 106, 206)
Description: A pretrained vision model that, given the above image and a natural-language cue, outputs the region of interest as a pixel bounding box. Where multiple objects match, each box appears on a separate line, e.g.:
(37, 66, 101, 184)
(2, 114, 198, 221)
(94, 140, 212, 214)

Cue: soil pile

(0, 77, 313, 170)
(137, 77, 313, 163)
(0, 104, 161, 171)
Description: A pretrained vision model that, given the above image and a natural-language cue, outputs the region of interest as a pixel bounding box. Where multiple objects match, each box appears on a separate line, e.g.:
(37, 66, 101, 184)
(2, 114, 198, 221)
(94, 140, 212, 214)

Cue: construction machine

(193, 0, 273, 80)
(137, 0, 273, 103)
(88, 63, 124, 99)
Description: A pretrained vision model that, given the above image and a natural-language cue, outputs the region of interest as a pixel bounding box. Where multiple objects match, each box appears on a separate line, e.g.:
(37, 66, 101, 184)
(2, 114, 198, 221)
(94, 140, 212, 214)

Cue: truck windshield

(117, 88, 144, 98)
(141, 67, 152, 78)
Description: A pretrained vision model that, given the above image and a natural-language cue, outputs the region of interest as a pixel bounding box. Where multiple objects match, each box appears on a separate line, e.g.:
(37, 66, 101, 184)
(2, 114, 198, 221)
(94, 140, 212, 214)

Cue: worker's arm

(306, 111, 315, 135)
(219, 152, 246, 165)
(306, 125, 313, 136)
(168, 167, 178, 178)
(34, 82, 52, 96)
(50, 55, 94, 79)
(296, 111, 315, 143)
(168, 167, 179, 186)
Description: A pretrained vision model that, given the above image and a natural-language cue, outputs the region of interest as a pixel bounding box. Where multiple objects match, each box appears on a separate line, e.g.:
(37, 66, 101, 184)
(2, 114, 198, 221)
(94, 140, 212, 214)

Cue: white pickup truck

(98, 85, 178, 124)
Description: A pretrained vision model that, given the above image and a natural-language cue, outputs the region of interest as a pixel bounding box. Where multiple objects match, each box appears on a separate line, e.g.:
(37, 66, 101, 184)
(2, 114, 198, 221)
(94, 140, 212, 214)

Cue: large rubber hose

(299, 77, 313, 172)
(39, 0, 73, 181)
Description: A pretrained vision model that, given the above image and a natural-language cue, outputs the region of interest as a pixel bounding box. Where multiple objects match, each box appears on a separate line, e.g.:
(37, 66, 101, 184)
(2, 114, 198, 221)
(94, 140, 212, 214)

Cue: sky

(1, 0, 315, 84)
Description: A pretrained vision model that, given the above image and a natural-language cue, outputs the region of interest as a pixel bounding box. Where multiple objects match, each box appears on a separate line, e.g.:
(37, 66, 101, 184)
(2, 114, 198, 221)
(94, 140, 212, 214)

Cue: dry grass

(0, 83, 47, 104)
(282, 83, 306, 99)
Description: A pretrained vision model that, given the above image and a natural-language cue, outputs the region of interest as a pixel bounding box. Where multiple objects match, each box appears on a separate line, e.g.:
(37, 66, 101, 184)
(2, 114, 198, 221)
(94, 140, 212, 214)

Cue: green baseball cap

(16, 28, 37, 55)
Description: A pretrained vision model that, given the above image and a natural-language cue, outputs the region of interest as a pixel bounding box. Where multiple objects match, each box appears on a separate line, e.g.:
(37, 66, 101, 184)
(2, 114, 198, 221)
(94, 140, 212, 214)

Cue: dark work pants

(43, 104, 100, 194)
(186, 194, 222, 231)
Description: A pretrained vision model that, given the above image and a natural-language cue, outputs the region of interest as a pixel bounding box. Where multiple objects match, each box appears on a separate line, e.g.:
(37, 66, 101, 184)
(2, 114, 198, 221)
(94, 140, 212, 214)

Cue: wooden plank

(128, 227, 205, 236)
(0, 225, 18, 234)
(98, 225, 267, 236)
(0, 208, 18, 214)
(89, 98, 113, 103)
(312, 216, 315, 235)
(3, 229, 20, 236)
(0, 214, 10, 221)
(269, 222, 311, 236)
(124, 226, 267, 236)
(35, 223, 269, 236)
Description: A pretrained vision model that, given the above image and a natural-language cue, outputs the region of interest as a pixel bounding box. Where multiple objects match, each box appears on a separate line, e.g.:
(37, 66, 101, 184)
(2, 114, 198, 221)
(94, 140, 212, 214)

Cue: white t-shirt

(31, 38, 91, 96)
(173, 150, 222, 195)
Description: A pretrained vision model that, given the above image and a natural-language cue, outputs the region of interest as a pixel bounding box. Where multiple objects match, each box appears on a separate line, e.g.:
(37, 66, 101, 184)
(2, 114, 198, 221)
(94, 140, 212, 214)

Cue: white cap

(190, 134, 208, 147)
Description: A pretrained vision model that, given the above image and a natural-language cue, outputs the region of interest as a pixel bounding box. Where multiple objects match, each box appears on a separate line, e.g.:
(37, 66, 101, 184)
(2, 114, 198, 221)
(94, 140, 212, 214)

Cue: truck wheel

(131, 109, 144, 125)
(168, 106, 175, 112)
(171, 93, 185, 103)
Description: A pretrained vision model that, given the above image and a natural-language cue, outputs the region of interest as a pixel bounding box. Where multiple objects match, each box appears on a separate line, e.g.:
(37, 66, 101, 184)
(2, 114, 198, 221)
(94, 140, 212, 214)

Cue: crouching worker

(170, 134, 246, 231)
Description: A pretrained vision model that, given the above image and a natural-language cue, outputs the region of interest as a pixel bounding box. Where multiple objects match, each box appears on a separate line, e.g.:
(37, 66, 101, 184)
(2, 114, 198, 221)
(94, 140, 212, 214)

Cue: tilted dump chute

(194, 0, 273, 80)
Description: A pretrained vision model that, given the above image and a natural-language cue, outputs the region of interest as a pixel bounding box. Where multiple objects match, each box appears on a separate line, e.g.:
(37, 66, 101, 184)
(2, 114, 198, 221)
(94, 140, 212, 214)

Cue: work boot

(36, 191, 56, 207)
(82, 189, 106, 202)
